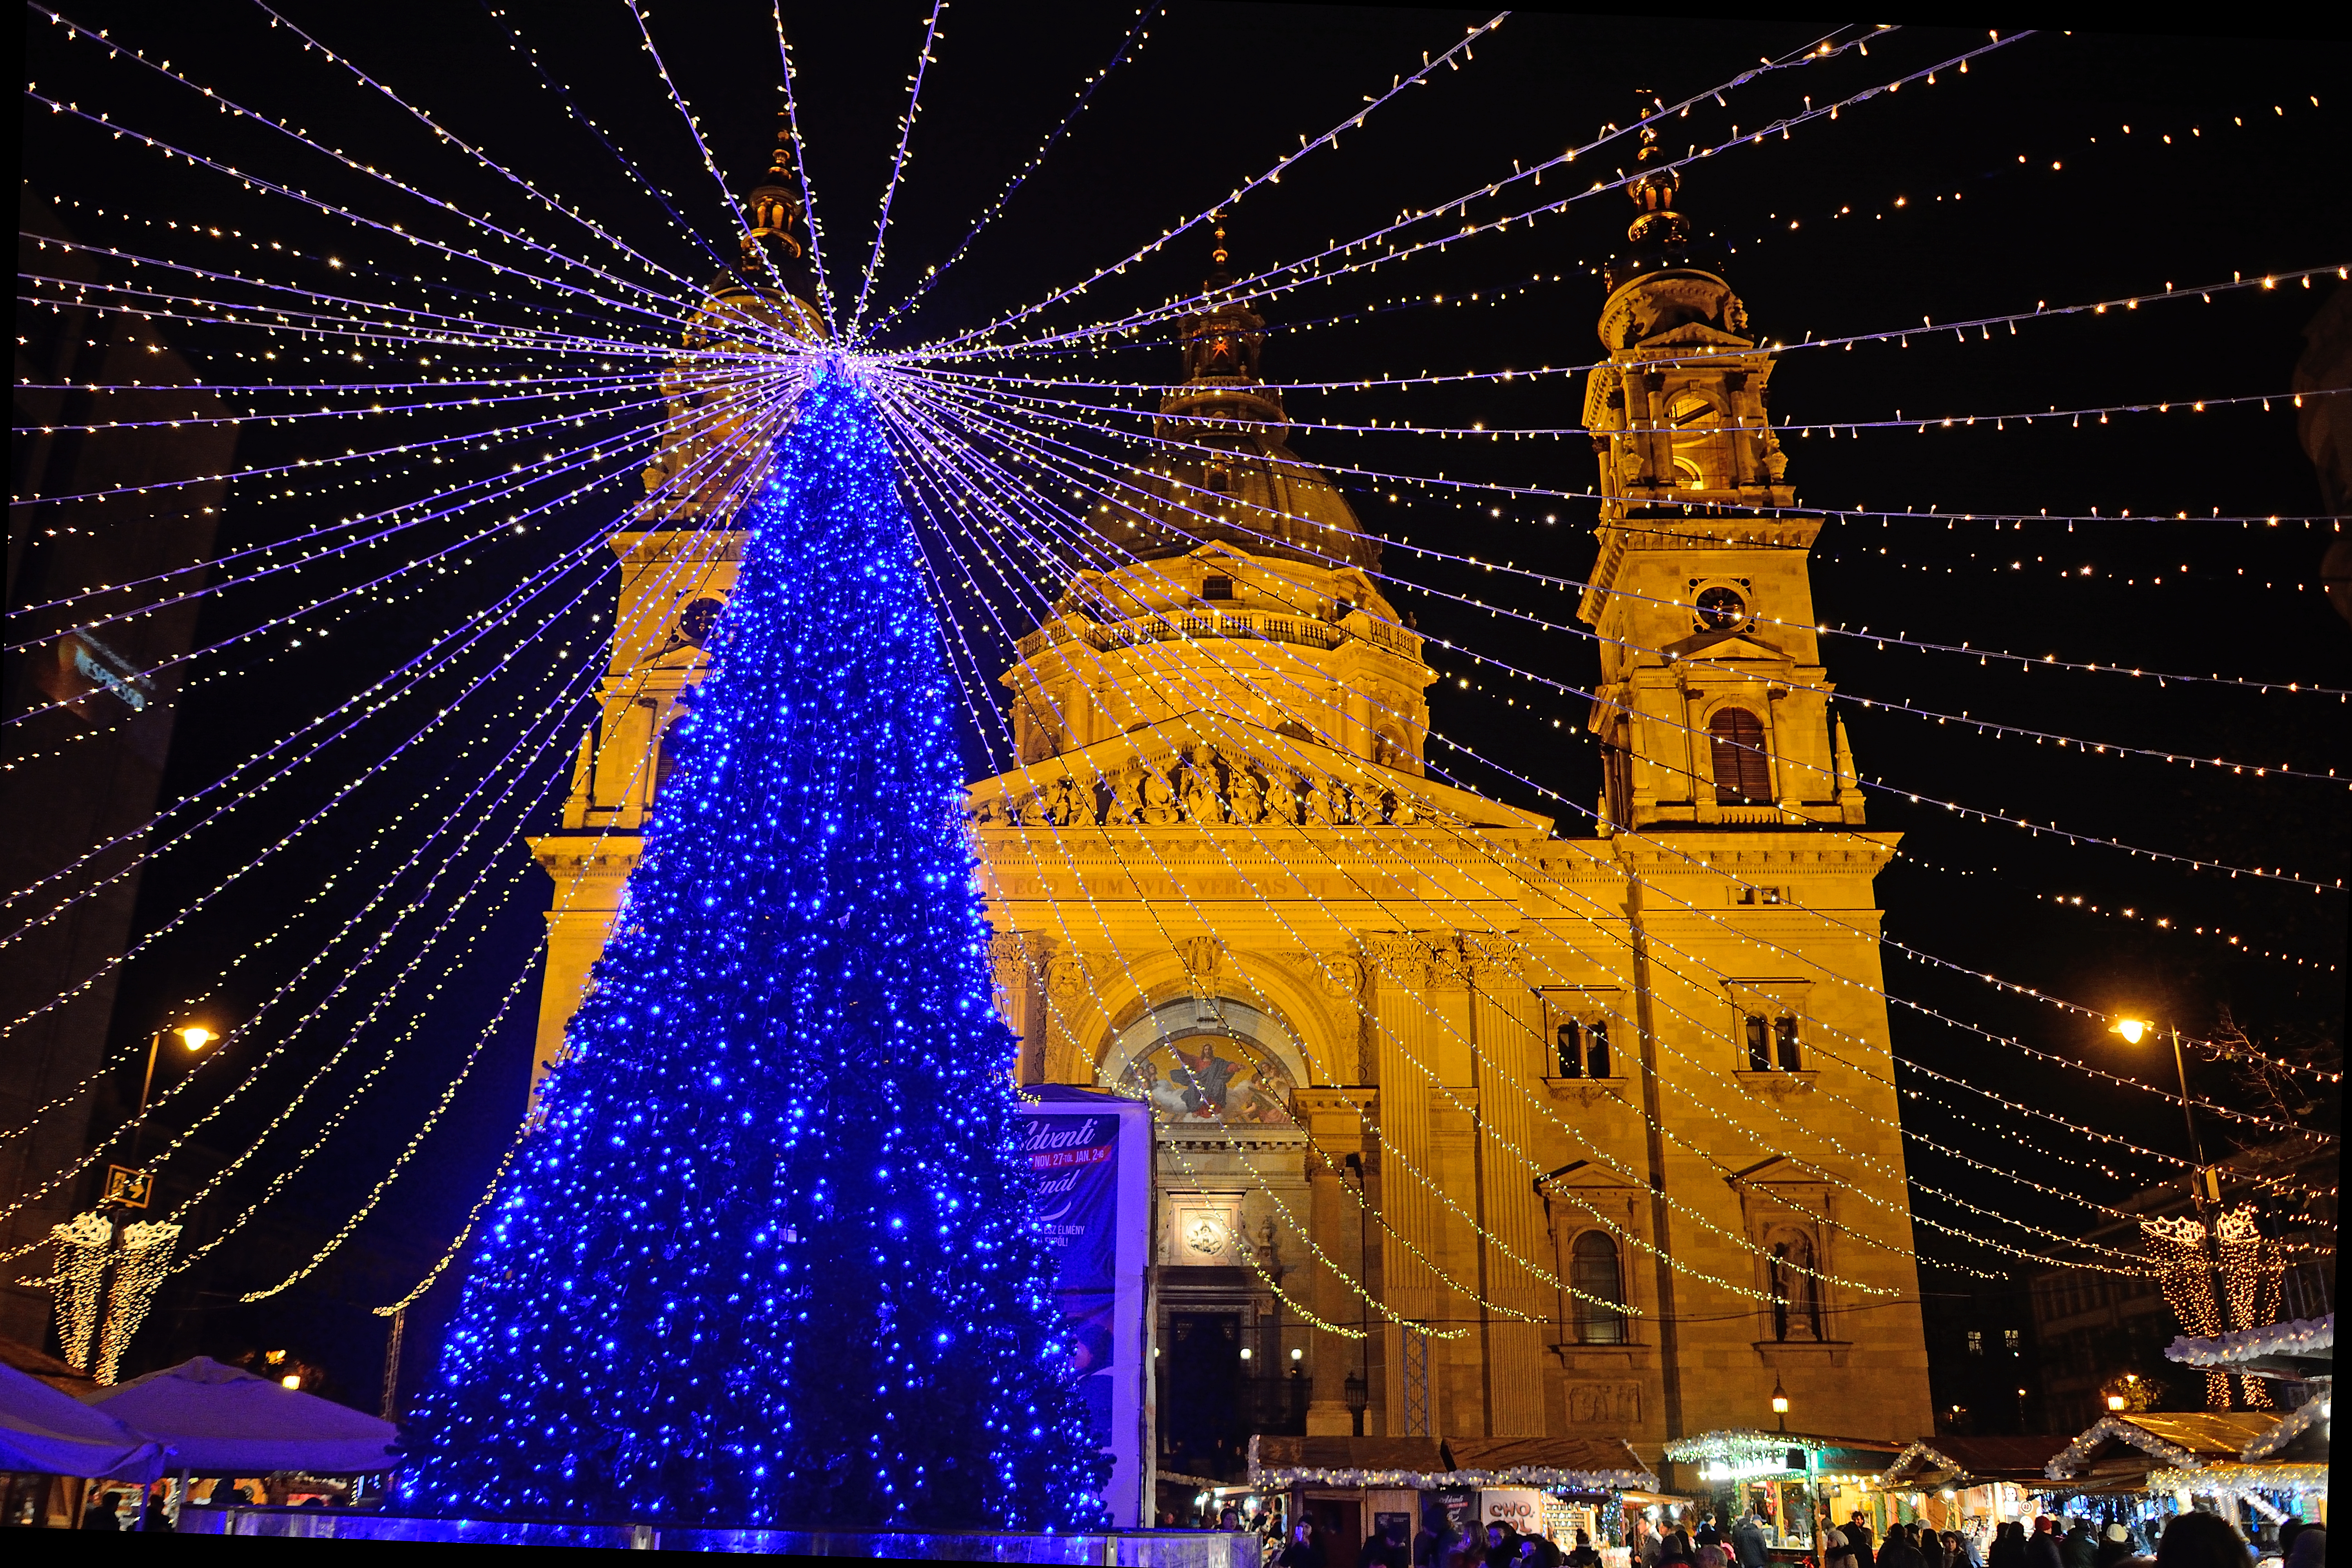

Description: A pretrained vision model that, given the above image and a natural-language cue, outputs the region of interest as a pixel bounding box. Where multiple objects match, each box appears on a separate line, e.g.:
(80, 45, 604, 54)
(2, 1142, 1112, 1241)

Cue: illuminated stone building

(531, 151, 1934, 1471)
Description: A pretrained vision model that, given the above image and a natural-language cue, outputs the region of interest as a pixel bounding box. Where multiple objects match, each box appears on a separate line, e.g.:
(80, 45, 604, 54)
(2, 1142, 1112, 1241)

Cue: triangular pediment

(1663, 627, 1791, 663)
(1537, 1159, 1646, 1194)
(1636, 321, 1755, 349)
(966, 710, 1550, 833)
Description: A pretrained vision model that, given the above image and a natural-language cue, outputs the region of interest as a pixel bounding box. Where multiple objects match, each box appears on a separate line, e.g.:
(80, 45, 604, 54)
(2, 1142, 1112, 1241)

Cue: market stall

(1249, 1435, 1655, 1568)
(2154, 1312, 2330, 1529)
(1662, 1429, 1908, 1562)
(2041, 1412, 2298, 1535)
(1873, 1437, 2069, 1536)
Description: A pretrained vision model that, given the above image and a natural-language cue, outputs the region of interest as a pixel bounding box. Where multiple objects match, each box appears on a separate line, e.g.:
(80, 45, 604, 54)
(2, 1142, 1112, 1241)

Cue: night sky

(15, 6, 2347, 1403)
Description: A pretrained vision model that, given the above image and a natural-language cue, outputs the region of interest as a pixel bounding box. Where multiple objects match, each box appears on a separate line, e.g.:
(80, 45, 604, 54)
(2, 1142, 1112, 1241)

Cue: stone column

(990, 933, 1050, 1084)
(1366, 935, 1441, 1435)
(1469, 942, 1551, 1436)
(1295, 1120, 1367, 1435)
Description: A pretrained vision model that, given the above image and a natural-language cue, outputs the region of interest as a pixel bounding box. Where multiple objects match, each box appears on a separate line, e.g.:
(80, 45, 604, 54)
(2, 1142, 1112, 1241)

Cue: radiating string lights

(9, 4, 2338, 1434)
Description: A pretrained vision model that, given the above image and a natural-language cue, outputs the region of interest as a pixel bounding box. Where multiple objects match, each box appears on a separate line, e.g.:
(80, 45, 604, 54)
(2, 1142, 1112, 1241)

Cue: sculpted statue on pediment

(1227, 764, 1267, 825)
(1179, 745, 1223, 823)
(1137, 767, 1179, 826)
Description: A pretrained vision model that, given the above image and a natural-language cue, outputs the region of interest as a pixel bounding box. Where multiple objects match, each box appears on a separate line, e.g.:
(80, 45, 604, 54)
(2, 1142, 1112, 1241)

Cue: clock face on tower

(675, 596, 724, 647)
(1694, 585, 1748, 632)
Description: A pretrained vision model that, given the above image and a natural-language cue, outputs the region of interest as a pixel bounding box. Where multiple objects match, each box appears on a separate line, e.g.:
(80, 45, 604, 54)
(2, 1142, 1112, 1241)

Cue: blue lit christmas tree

(400, 371, 1100, 1529)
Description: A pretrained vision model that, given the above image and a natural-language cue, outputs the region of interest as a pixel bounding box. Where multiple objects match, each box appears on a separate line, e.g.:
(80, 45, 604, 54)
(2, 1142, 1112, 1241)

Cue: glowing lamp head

(280, 1374, 302, 1390)
(1772, 1393, 1791, 1414)
(2109, 1018, 2151, 1045)
(2107, 1394, 2127, 1410)
(175, 1025, 216, 1050)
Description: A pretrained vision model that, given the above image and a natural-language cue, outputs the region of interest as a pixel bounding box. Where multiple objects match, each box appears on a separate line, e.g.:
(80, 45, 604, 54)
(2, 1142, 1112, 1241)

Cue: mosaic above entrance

(1113, 1031, 1296, 1128)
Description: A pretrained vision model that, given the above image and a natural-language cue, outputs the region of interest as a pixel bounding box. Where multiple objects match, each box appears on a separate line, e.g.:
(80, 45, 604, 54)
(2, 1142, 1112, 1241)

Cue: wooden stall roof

(1880, 1436, 2072, 1488)
(1251, 1434, 1656, 1491)
(2045, 1412, 2284, 1485)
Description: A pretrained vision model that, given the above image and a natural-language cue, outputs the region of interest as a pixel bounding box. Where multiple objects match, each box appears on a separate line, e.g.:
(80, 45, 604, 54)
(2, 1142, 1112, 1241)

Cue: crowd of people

(1267, 1503, 2322, 1568)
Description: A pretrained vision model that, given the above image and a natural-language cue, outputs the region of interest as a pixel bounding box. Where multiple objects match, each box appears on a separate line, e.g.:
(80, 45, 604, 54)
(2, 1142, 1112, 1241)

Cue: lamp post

(2110, 1017, 2225, 1330)
(1772, 1373, 1790, 1433)
(1343, 1151, 1371, 1436)
(128, 1023, 216, 1169)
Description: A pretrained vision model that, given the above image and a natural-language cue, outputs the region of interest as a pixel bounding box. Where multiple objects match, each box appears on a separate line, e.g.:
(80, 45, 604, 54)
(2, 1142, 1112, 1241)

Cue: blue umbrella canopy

(0, 1362, 164, 1480)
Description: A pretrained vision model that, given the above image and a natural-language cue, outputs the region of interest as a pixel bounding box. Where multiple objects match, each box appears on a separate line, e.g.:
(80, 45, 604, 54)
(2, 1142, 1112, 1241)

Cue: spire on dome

(1624, 125, 1688, 252)
(1174, 216, 1263, 388)
(739, 106, 808, 281)
(1082, 217, 1377, 571)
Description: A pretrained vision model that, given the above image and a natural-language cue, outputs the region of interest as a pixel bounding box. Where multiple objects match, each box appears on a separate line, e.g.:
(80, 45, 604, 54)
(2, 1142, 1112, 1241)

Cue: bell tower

(1579, 134, 1862, 831)
(523, 111, 823, 1105)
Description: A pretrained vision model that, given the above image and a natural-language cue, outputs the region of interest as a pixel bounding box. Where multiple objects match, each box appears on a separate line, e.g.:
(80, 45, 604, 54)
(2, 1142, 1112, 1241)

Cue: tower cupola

(1575, 142, 1861, 831)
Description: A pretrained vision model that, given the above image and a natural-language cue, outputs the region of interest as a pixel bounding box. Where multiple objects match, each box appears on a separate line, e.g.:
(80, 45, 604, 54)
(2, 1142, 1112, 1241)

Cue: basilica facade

(526, 151, 1933, 1475)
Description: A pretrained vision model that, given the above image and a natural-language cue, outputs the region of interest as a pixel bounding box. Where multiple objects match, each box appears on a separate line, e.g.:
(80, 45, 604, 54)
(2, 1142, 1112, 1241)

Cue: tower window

(1745, 1015, 1772, 1073)
(1201, 574, 1234, 601)
(1555, 1018, 1612, 1078)
(1667, 390, 1715, 426)
(1571, 1231, 1626, 1344)
(1204, 465, 1233, 494)
(1967, 1329, 1985, 1357)
(1708, 707, 1772, 802)
(1555, 1020, 1584, 1079)
(1775, 1014, 1802, 1071)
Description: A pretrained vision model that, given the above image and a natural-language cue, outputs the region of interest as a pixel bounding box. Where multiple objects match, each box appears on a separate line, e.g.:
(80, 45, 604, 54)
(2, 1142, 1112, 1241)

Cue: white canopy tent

(90, 1357, 401, 1475)
(0, 1362, 164, 1480)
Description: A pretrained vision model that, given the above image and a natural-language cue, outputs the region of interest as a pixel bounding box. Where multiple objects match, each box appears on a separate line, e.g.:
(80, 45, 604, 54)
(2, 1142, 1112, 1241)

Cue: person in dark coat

(1849, 1515, 1879, 1568)
(1698, 1514, 1725, 1550)
(1990, 1521, 2028, 1568)
(1564, 1530, 1602, 1568)
(2026, 1517, 2067, 1568)
(2155, 1513, 2254, 1568)
(2062, 1520, 2100, 1568)
(1880, 1525, 1929, 1568)
(1365, 1526, 1412, 1568)
(1661, 1522, 1696, 1566)
(1279, 1522, 1326, 1568)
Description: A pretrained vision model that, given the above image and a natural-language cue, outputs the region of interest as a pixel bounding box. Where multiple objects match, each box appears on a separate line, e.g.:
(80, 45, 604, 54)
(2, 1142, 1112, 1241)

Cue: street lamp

(1772, 1374, 1791, 1432)
(1343, 1151, 1372, 1436)
(1343, 1369, 1369, 1434)
(127, 1022, 217, 1167)
(2110, 1015, 2224, 1328)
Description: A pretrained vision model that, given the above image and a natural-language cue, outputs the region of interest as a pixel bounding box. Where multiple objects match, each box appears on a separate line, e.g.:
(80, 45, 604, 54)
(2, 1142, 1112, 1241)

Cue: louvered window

(1709, 707, 1771, 802)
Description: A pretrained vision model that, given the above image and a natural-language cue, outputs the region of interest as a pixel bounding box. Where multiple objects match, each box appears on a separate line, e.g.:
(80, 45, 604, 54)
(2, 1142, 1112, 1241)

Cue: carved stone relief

(972, 744, 1457, 831)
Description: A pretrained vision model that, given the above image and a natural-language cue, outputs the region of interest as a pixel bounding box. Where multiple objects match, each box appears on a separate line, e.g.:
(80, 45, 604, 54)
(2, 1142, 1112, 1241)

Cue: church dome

(1103, 226, 1379, 572)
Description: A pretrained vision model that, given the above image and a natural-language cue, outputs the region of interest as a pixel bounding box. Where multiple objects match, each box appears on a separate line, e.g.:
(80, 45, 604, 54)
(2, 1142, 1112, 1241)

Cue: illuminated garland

(2044, 1417, 2201, 1480)
(2165, 1313, 2334, 1370)
(2145, 1464, 2328, 1498)
(2242, 1396, 2330, 1463)
(94, 1220, 180, 1385)
(16, 0, 2341, 1428)
(42, 1211, 111, 1375)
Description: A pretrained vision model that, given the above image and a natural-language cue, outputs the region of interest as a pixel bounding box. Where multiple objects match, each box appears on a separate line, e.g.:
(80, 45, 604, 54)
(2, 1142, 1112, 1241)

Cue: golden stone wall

(524, 223, 1934, 1467)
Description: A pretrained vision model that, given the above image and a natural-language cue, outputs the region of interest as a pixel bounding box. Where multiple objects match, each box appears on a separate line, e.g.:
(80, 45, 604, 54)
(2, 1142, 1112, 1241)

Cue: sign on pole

(1016, 1086, 1152, 1527)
